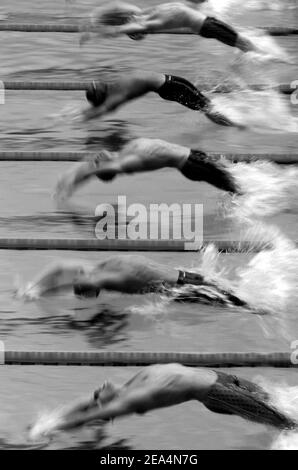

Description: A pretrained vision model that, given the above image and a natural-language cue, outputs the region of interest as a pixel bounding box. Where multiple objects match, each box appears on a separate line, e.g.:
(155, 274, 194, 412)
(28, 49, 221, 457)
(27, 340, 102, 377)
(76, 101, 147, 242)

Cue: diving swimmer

(80, 1, 258, 54)
(81, 71, 237, 127)
(55, 138, 240, 201)
(16, 254, 247, 308)
(29, 364, 295, 438)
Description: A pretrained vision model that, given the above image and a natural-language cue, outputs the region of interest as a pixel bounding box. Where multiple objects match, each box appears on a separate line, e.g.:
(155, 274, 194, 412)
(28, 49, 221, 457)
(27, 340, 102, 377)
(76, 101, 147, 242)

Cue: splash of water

(251, 377, 298, 449)
(49, 103, 85, 124)
(273, 432, 298, 450)
(127, 296, 171, 316)
(29, 408, 65, 441)
(170, 224, 298, 320)
(196, 0, 297, 17)
(224, 160, 298, 220)
(15, 282, 42, 301)
(194, 0, 242, 18)
(210, 89, 298, 133)
(234, 224, 298, 316)
(245, 0, 298, 11)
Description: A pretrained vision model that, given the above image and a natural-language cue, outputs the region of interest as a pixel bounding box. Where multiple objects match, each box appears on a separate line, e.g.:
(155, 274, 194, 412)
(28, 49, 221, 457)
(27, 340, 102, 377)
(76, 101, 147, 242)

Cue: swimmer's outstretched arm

(82, 72, 165, 121)
(55, 388, 154, 432)
(54, 150, 117, 200)
(107, 8, 256, 53)
(55, 151, 151, 201)
(16, 261, 93, 299)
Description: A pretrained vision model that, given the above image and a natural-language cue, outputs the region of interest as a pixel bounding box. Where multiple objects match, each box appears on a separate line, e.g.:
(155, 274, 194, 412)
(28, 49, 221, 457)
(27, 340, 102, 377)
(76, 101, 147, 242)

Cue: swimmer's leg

(199, 17, 256, 52)
(157, 75, 210, 111)
(203, 372, 295, 429)
(157, 75, 243, 128)
(180, 150, 239, 193)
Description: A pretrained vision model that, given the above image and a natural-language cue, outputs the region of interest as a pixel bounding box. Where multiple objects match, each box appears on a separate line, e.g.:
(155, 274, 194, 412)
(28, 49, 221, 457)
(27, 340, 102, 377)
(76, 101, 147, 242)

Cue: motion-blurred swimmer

(55, 138, 241, 201)
(29, 364, 295, 439)
(80, 1, 258, 53)
(80, 71, 237, 127)
(16, 254, 247, 307)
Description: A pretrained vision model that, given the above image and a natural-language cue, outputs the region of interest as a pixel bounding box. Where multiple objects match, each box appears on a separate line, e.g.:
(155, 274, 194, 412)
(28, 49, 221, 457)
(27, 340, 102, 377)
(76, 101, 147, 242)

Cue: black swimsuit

(203, 371, 295, 430)
(157, 75, 210, 111)
(200, 17, 238, 47)
(176, 270, 247, 307)
(180, 150, 239, 194)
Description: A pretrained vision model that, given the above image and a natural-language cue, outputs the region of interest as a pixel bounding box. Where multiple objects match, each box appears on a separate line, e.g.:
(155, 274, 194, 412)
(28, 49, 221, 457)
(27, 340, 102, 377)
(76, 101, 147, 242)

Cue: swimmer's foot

(245, 48, 294, 65)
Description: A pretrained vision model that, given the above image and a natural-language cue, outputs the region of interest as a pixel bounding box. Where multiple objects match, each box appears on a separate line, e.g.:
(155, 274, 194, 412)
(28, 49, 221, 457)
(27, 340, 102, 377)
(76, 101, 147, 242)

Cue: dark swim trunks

(157, 75, 210, 111)
(180, 150, 239, 193)
(73, 283, 100, 298)
(200, 16, 238, 48)
(203, 371, 295, 430)
(176, 270, 247, 307)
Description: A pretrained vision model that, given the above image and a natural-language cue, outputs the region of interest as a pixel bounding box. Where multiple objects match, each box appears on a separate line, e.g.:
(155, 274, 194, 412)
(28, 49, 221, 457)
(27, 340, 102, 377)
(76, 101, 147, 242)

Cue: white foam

(226, 161, 298, 220)
(29, 408, 65, 440)
(170, 224, 298, 320)
(211, 89, 298, 133)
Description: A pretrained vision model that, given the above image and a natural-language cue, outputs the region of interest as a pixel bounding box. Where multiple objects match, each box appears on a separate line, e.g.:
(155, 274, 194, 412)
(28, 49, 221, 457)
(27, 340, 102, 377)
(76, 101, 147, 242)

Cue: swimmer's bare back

(31, 363, 295, 438)
(36, 365, 218, 434)
(104, 3, 206, 36)
(55, 138, 190, 200)
(137, 3, 206, 32)
(90, 2, 256, 53)
(18, 254, 180, 300)
(92, 254, 179, 293)
(120, 364, 217, 409)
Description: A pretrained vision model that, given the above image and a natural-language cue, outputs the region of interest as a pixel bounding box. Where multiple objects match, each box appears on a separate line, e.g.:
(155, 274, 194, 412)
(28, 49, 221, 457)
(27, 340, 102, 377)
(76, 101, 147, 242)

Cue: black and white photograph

(0, 0, 298, 456)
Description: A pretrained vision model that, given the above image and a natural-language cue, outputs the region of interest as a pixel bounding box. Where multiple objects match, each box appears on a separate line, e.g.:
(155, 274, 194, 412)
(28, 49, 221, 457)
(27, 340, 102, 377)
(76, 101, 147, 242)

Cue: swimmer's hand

(80, 105, 107, 121)
(50, 104, 86, 124)
(205, 106, 244, 129)
(28, 410, 68, 441)
(79, 25, 123, 44)
(15, 283, 42, 301)
(60, 104, 105, 123)
(128, 32, 146, 40)
(29, 395, 104, 440)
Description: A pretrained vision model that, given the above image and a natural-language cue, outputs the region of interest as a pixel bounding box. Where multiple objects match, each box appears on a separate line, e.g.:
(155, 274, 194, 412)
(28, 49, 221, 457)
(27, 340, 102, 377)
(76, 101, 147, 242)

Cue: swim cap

(73, 283, 100, 298)
(99, 3, 141, 26)
(86, 82, 108, 107)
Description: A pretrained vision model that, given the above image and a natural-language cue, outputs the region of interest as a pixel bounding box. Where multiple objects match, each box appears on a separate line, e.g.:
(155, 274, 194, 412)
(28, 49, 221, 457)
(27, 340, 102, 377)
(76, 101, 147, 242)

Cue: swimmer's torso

(93, 254, 178, 293)
(106, 73, 164, 103)
(120, 364, 217, 412)
(142, 3, 203, 31)
(120, 138, 189, 170)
